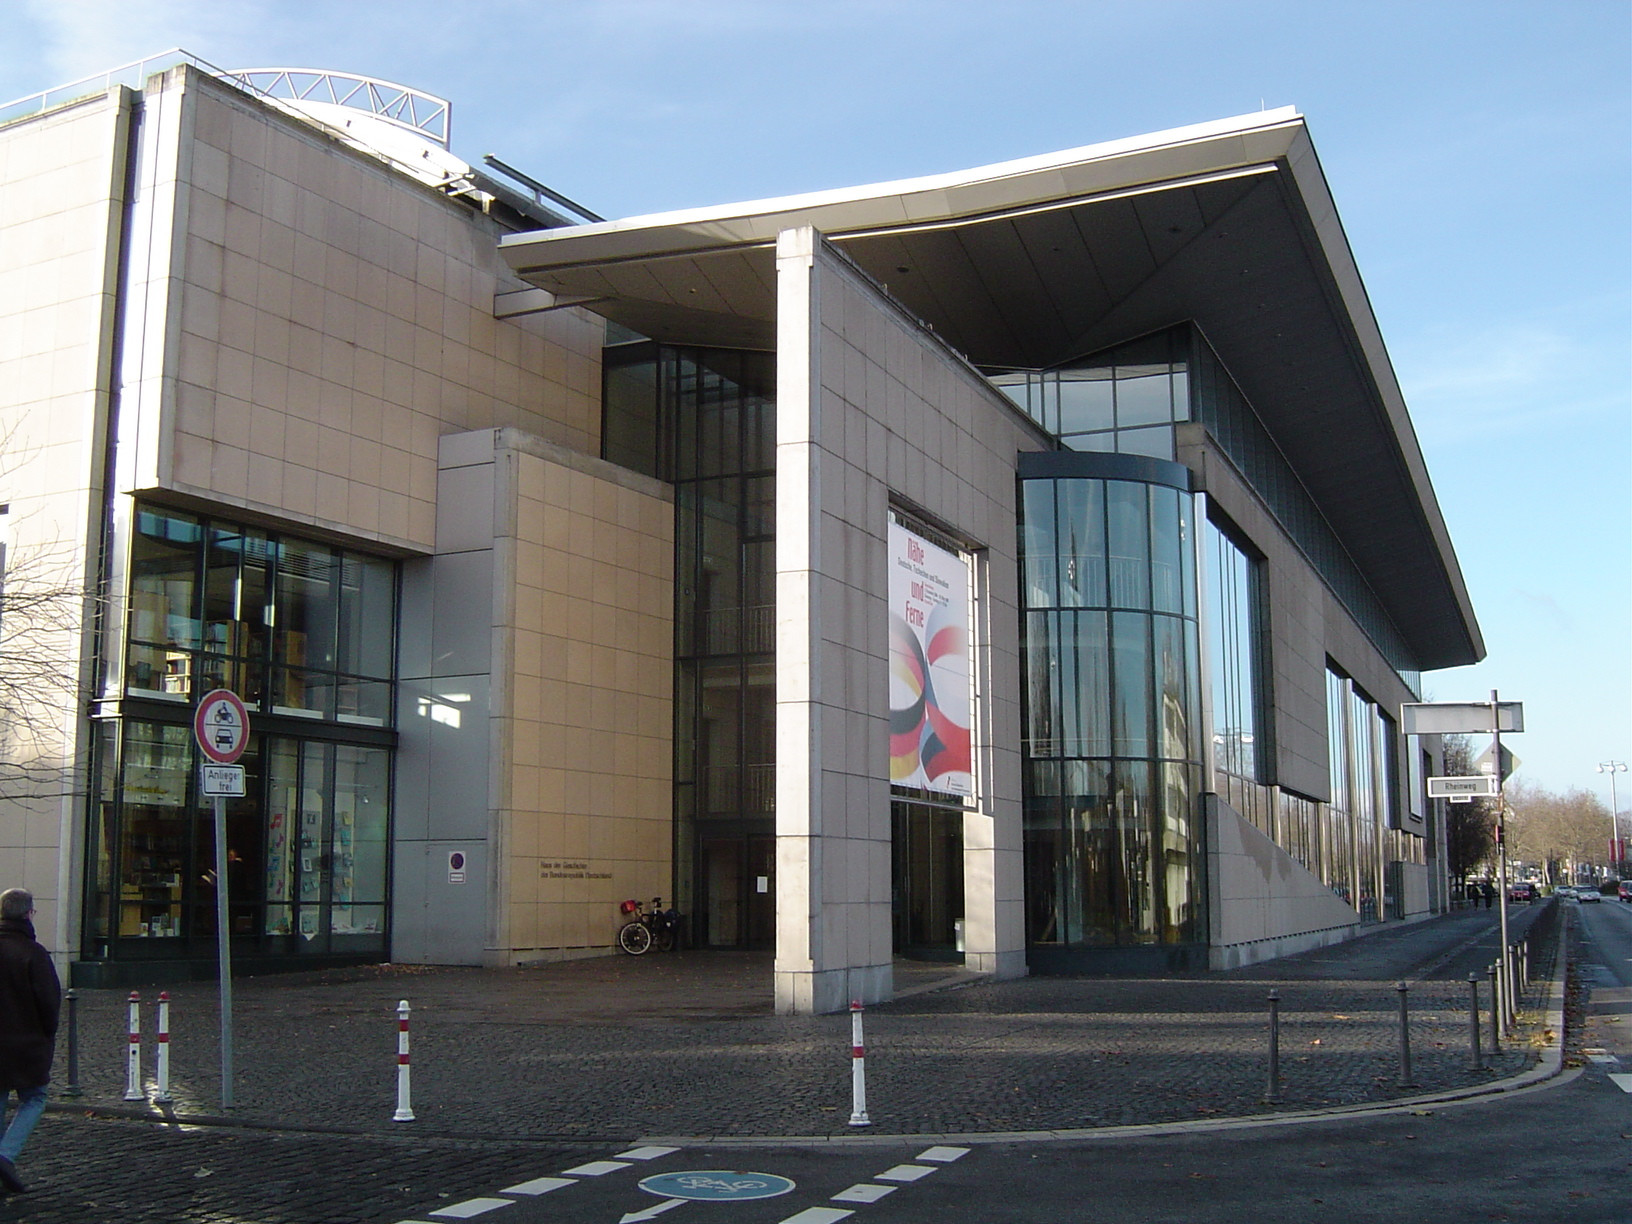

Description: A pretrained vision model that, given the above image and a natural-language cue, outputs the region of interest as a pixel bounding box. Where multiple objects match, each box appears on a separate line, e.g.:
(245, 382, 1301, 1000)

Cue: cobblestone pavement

(38, 904, 1558, 1145)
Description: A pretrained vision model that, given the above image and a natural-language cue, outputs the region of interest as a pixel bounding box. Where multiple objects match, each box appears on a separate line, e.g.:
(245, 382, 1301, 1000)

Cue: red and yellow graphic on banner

(888, 522, 972, 796)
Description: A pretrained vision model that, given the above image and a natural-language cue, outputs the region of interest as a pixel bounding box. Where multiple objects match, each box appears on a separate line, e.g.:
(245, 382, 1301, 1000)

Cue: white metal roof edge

(501, 107, 1304, 253)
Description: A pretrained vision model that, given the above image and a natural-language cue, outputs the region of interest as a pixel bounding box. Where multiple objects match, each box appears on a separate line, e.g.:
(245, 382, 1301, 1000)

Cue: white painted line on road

(621, 1199, 685, 1222)
(1608, 1073, 1632, 1093)
(501, 1176, 576, 1195)
(832, 1183, 897, 1203)
(562, 1160, 632, 1176)
(874, 1164, 936, 1182)
(429, 1199, 515, 1219)
(1588, 1053, 1619, 1064)
(617, 1146, 681, 1161)
(775, 1209, 854, 1224)
(916, 1145, 969, 1162)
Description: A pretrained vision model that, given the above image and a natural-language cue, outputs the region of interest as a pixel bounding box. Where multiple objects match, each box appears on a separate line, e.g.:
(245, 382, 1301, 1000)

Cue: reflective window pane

(1111, 611, 1152, 757)
(1058, 370, 1115, 434)
(337, 555, 394, 679)
(274, 539, 339, 673)
(1106, 483, 1150, 609)
(1021, 482, 1058, 608)
(116, 722, 190, 940)
(1114, 370, 1173, 427)
(1055, 479, 1106, 608)
(128, 509, 201, 696)
(1116, 425, 1174, 460)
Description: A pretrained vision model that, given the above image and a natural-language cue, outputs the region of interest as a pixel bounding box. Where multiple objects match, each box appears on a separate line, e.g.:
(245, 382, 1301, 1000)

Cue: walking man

(0, 889, 60, 1193)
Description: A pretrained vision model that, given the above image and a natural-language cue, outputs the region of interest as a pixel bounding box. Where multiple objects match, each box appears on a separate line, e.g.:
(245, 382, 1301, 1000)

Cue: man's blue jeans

(0, 1086, 47, 1161)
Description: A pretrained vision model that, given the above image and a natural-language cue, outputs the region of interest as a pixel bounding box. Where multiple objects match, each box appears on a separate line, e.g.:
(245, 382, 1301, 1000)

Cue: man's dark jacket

(0, 917, 59, 1090)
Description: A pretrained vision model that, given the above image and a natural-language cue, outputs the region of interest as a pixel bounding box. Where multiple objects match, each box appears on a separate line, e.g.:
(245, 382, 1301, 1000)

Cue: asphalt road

(1, 904, 1621, 1224)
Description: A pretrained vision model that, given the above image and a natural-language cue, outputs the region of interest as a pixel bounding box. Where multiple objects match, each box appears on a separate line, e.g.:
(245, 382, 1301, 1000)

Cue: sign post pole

(213, 791, 234, 1109)
(194, 688, 249, 1111)
(1490, 689, 1514, 1034)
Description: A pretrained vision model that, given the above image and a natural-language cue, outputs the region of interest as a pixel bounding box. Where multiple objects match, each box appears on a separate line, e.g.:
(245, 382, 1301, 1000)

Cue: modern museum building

(0, 56, 1482, 1012)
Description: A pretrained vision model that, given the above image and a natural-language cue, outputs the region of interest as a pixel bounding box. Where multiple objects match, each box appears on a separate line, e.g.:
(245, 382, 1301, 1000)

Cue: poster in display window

(888, 521, 973, 797)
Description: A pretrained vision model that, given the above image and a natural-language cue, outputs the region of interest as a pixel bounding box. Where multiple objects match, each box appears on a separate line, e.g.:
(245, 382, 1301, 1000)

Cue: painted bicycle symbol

(638, 1170, 796, 1202)
(676, 1176, 768, 1192)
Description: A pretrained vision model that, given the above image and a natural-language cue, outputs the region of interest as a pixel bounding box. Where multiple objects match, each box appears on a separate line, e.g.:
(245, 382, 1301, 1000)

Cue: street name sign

(1400, 700, 1524, 735)
(1427, 775, 1499, 798)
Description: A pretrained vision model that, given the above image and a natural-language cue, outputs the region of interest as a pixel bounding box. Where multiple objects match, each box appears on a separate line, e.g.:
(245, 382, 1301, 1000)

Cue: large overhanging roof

(500, 109, 1481, 670)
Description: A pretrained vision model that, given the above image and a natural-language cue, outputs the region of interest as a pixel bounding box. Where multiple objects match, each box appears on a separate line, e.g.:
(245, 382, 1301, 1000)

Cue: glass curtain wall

(86, 504, 396, 966)
(1323, 668, 1418, 922)
(991, 326, 1422, 694)
(604, 342, 777, 948)
(1019, 456, 1204, 954)
(1203, 516, 1270, 828)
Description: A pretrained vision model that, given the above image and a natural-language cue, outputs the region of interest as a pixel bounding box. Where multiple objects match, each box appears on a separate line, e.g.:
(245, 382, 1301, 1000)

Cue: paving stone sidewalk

(46, 904, 1561, 1142)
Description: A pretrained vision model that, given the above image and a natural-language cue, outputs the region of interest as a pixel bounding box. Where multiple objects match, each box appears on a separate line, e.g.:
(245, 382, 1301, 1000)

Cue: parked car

(1508, 882, 1538, 903)
(1578, 886, 1603, 903)
(1555, 885, 1576, 899)
(1618, 881, 1632, 902)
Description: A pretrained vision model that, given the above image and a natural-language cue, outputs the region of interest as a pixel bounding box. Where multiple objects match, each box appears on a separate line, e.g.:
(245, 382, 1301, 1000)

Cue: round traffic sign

(637, 1171, 795, 1202)
(194, 689, 250, 764)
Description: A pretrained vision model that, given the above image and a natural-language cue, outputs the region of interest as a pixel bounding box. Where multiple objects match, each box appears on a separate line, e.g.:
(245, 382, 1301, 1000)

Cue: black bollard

(1395, 980, 1414, 1088)
(1265, 989, 1282, 1103)
(1467, 973, 1483, 1071)
(63, 988, 81, 1098)
(1487, 962, 1502, 1053)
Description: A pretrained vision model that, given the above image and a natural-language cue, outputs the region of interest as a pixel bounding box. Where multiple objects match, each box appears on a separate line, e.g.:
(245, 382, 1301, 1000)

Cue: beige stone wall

(773, 229, 1048, 1012)
(495, 441, 674, 957)
(0, 89, 134, 957)
(133, 66, 604, 553)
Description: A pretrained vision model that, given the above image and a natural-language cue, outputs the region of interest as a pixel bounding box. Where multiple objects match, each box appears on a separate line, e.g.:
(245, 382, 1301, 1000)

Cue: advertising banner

(888, 521, 972, 796)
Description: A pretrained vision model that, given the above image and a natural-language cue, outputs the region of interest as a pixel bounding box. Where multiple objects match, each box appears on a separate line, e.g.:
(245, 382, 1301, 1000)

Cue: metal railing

(2, 51, 451, 151)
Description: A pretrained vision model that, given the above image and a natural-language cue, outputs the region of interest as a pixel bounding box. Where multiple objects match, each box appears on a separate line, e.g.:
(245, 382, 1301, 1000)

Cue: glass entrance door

(699, 832, 775, 949)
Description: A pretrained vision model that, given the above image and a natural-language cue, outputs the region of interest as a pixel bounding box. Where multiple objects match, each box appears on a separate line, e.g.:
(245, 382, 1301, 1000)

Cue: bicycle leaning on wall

(617, 897, 680, 954)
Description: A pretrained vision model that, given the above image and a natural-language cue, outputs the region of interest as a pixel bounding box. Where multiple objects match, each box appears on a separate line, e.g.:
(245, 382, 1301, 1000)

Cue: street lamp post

(1601, 761, 1628, 874)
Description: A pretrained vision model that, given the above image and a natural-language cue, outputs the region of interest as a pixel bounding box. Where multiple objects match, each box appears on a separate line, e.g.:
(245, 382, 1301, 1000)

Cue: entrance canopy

(499, 109, 1482, 671)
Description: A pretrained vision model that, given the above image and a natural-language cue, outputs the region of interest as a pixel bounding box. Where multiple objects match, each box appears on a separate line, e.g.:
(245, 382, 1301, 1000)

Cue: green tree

(1441, 733, 1496, 884)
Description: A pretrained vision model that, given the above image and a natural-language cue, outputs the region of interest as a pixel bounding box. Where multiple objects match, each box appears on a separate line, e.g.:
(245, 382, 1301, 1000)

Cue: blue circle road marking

(638, 1171, 796, 1201)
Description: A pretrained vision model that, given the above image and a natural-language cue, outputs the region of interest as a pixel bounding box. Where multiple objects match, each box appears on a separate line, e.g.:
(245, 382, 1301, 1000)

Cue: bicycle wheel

(618, 920, 652, 955)
(653, 924, 675, 953)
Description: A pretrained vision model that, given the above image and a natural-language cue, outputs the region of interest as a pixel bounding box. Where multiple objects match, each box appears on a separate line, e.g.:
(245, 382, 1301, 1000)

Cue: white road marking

(500, 1176, 576, 1195)
(561, 1160, 632, 1176)
(916, 1146, 969, 1162)
(1608, 1073, 1632, 1092)
(1588, 1053, 1620, 1064)
(833, 1183, 897, 1203)
(620, 1199, 686, 1223)
(874, 1164, 937, 1182)
(429, 1199, 515, 1219)
(617, 1146, 682, 1161)
(776, 1209, 854, 1224)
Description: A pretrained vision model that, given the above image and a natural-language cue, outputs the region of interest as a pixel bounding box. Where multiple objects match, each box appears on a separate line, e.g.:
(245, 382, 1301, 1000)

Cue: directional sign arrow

(621, 1198, 685, 1223)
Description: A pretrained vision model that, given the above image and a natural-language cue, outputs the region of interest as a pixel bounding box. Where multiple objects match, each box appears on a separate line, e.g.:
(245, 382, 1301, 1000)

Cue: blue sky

(2, 0, 1627, 804)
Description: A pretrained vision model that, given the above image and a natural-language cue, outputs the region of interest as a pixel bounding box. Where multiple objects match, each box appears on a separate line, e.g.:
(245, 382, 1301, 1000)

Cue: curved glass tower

(1018, 451, 1205, 968)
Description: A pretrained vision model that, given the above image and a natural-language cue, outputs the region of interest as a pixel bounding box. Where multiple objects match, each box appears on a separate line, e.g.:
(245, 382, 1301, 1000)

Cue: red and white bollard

(153, 992, 173, 1104)
(848, 999, 871, 1128)
(393, 999, 415, 1122)
(123, 991, 143, 1101)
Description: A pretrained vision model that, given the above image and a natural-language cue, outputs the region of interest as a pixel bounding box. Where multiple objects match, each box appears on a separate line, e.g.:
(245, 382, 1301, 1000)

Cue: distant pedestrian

(0, 889, 60, 1193)
(1480, 881, 1495, 909)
